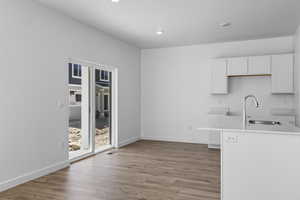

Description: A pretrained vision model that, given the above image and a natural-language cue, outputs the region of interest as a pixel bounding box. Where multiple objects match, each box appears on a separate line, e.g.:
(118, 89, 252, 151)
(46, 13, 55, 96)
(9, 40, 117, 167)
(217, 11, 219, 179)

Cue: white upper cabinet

(271, 54, 294, 94)
(211, 53, 294, 95)
(211, 59, 228, 94)
(248, 55, 271, 75)
(227, 57, 248, 76)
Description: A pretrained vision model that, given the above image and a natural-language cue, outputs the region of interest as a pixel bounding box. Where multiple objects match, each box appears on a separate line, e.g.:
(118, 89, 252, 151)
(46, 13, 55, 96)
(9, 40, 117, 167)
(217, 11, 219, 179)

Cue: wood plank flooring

(0, 140, 220, 200)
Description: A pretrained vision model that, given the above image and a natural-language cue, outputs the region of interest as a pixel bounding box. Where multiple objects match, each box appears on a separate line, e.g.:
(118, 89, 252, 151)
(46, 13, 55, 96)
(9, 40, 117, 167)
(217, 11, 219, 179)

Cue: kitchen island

(197, 125, 300, 200)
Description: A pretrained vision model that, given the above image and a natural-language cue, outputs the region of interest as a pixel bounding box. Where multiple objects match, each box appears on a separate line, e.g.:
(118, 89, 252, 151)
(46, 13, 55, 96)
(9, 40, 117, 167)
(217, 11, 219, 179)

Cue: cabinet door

(271, 54, 294, 94)
(211, 59, 228, 94)
(227, 57, 248, 76)
(248, 55, 271, 75)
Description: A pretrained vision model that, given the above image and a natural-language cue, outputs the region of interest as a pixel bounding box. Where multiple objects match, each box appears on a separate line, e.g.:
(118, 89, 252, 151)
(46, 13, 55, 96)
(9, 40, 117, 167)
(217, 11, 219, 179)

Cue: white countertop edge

(197, 127, 300, 136)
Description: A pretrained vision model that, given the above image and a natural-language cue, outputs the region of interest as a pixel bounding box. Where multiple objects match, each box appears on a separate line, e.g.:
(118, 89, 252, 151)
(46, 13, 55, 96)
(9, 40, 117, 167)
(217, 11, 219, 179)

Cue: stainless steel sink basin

(248, 120, 281, 126)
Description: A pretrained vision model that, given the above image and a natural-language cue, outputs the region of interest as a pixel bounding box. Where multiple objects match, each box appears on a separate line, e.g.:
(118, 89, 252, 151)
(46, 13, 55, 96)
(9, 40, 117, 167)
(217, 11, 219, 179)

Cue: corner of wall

(294, 26, 300, 126)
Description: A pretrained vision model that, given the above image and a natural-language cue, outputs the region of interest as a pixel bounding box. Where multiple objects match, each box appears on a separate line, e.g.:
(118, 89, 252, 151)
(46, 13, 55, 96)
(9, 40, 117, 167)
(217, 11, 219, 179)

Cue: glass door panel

(94, 68, 112, 150)
(68, 63, 92, 159)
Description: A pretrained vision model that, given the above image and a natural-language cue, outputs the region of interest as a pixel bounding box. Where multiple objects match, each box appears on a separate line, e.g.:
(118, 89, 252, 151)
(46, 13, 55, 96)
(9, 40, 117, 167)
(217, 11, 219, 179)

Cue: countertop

(197, 124, 300, 135)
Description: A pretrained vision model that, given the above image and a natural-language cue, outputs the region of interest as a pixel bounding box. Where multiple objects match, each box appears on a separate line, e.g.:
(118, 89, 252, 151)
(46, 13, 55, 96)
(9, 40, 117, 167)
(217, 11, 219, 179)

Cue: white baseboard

(118, 136, 140, 148)
(0, 160, 70, 193)
(141, 136, 208, 145)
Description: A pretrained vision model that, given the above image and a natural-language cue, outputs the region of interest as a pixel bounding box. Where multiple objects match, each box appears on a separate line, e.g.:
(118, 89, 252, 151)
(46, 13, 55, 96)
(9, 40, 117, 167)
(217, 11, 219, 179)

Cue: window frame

(69, 88, 81, 105)
(72, 64, 82, 79)
(99, 70, 110, 82)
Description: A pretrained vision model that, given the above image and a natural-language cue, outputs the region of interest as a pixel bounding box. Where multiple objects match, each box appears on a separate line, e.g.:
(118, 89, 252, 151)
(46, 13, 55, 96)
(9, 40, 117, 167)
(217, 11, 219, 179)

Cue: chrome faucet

(243, 95, 259, 129)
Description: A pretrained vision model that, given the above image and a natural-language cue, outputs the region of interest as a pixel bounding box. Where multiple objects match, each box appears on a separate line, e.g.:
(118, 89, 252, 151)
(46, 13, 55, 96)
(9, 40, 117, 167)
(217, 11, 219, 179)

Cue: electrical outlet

(225, 136, 238, 144)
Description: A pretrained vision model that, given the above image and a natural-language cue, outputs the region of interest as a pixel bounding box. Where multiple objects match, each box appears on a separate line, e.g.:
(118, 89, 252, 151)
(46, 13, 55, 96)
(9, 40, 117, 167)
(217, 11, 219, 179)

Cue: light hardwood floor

(0, 140, 220, 200)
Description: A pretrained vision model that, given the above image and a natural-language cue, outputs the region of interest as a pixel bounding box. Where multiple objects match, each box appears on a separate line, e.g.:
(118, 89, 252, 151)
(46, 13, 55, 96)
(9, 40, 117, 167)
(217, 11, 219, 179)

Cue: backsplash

(211, 76, 295, 117)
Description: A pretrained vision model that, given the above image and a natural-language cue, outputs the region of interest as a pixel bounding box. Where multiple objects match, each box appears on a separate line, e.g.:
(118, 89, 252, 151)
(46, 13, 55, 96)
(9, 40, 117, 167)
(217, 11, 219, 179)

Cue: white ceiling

(36, 0, 300, 49)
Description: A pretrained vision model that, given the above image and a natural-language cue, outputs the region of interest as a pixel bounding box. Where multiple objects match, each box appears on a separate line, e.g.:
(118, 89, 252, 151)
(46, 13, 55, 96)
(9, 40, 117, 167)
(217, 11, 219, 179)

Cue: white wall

(141, 36, 295, 144)
(295, 26, 300, 126)
(0, 0, 140, 190)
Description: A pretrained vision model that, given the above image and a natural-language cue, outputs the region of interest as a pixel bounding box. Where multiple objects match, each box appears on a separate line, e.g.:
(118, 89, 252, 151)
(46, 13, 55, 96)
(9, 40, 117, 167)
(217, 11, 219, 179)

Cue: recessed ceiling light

(111, 0, 120, 3)
(220, 22, 231, 27)
(156, 30, 164, 35)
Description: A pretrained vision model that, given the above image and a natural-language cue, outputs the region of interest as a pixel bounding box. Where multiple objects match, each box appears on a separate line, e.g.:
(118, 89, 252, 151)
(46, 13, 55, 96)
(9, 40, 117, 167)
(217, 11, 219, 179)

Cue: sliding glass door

(68, 60, 116, 161)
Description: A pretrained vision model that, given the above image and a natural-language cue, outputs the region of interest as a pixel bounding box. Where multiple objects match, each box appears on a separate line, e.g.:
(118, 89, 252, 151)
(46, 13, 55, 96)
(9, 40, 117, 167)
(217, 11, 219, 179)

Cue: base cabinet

(208, 130, 221, 149)
(221, 131, 300, 200)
